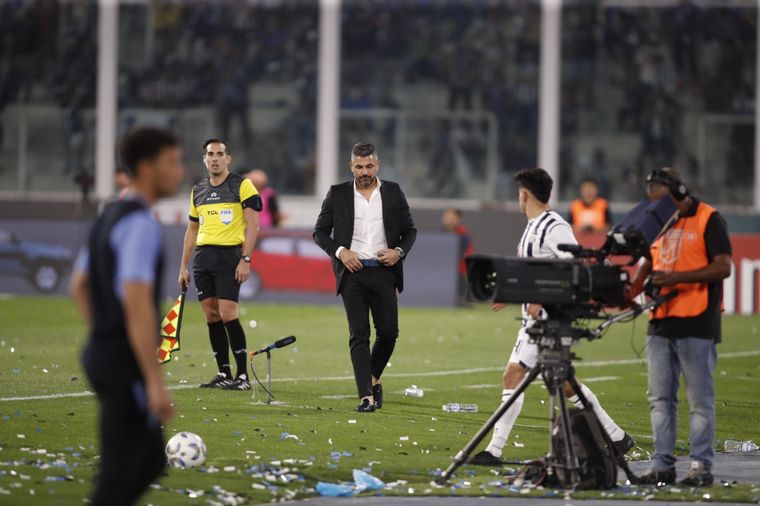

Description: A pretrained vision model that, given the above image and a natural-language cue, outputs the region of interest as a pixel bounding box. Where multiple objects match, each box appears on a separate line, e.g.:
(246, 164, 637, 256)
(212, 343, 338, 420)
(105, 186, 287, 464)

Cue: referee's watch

(242, 255, 251, 263)
(394, 247, 405, 258)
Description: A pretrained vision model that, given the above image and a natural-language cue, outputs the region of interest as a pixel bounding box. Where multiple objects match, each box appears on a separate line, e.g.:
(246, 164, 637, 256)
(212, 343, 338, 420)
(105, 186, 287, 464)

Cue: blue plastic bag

(353, 469, 385, 492)
(315, 481, 354, 497)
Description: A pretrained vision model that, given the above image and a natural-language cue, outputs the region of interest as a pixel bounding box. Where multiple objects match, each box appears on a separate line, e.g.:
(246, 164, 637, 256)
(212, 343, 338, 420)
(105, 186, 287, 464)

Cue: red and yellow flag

(157, 288, 186, 364)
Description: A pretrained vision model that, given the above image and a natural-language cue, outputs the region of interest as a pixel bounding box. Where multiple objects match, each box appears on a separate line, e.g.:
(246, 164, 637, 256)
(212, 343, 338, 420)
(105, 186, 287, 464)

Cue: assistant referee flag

(157, 286, 186, 364)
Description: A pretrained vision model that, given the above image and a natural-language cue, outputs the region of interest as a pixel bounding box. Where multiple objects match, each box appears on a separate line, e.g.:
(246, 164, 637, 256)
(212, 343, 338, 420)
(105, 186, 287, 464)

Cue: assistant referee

(179, 139, 262, 390)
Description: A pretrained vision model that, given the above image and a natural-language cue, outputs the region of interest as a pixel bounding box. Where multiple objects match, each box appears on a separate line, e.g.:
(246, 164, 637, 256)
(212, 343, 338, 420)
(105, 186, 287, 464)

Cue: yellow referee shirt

(189, 173, 259, 246)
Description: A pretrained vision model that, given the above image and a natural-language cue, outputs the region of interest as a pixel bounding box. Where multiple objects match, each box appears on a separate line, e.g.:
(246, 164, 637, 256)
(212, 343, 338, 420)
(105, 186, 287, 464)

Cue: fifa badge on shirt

(220, 209, 233, 225)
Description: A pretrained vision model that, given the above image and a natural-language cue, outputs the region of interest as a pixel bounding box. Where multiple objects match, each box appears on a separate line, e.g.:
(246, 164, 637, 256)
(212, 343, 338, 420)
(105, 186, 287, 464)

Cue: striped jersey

(517, 209, 578, 325)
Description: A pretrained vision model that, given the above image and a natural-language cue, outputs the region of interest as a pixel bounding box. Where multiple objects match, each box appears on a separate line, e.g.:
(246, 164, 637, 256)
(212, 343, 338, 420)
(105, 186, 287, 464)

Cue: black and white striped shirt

(517, 210, 577, 325)
(517, 210, 577, 260)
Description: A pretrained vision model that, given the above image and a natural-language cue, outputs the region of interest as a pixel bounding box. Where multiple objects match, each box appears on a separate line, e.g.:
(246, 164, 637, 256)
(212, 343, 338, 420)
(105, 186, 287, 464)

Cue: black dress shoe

(467, 450, 504, 467)
(372, 384, 383, 409)
(637, 467, 676, 486)
(613, 433, 635, 456)
(356, 398, 377, 413)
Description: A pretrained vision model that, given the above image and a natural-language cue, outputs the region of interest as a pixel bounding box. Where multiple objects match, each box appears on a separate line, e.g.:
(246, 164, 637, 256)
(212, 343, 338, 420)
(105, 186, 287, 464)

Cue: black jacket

(313, 180, 417, 295)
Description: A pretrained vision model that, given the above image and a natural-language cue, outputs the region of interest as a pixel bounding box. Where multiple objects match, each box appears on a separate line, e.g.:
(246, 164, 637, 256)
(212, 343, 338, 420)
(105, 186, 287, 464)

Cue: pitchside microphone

(251, 336, 297, 356)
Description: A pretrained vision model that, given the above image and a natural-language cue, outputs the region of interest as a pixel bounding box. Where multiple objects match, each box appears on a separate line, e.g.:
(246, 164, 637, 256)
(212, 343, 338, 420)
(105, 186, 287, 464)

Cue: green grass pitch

(0, 296, 759, 504)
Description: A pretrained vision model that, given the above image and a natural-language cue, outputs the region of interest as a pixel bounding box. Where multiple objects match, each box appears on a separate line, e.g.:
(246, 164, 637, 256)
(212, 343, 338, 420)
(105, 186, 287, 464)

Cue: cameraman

(469, 168, 634, 466)
(631, 168, 731, 487)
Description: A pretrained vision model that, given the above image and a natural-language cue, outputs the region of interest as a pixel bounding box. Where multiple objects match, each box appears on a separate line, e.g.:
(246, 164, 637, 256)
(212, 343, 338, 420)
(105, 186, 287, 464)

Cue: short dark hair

(580, 177, 598, 186)
(120, 128, 179, 177)
(444, 207, 462, 217)
(203, 138, 230, 155)
(351, 142, 377, 159)
(514, 168, 553, 204)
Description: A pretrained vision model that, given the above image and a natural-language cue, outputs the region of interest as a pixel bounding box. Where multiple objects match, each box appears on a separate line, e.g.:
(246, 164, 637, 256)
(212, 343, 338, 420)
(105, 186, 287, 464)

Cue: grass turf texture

(0, 296, 758, 505)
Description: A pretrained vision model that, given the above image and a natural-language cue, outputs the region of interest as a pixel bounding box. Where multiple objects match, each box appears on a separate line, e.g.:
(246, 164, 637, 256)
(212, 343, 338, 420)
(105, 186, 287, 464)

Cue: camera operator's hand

(526, 303, 543, 319)
(651, 271, 683, 287)
(490, 303, 506, 312)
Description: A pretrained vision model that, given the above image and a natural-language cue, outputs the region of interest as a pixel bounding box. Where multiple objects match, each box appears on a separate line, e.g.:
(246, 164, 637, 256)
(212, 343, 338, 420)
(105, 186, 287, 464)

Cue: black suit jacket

(313, 180, 417, 295)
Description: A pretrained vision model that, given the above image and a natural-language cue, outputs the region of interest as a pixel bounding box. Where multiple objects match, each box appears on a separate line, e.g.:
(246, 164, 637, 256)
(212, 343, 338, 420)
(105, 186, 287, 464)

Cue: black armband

(242, 195, 263, 212)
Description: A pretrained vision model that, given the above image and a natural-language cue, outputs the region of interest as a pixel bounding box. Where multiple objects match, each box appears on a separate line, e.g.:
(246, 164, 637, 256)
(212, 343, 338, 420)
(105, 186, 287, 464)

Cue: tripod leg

(556, 390, 581, 488)
(435, 365, 542, 485)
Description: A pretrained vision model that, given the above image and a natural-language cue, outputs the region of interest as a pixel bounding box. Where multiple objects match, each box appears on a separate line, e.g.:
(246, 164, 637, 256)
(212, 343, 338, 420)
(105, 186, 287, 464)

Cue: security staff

(569, 177, 611, 233)
(631, 168, 732, 487)
(179, 139, 262, 390)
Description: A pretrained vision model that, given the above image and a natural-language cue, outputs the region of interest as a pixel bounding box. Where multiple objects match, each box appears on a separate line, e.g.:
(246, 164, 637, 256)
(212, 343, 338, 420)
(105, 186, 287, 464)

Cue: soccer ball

(165, 431, 207, 469)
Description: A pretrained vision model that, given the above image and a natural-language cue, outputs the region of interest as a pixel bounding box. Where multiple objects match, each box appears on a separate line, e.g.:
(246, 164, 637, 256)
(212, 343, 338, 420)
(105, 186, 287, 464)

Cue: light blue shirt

(74, 207, 162, 301)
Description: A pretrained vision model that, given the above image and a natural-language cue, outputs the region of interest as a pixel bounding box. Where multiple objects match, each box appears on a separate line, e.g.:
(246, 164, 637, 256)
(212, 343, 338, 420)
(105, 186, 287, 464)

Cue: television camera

(435, 196, 680, 489)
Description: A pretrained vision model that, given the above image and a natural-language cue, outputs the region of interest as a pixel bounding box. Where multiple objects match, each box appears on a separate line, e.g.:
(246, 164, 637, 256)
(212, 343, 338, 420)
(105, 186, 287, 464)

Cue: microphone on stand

(250, 335, 296, 357)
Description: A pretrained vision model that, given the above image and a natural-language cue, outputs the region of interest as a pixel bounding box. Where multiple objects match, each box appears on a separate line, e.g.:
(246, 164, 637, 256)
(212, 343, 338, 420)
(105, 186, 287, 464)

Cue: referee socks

(224, 319, 248, 379)
(208, 321, 232, 380)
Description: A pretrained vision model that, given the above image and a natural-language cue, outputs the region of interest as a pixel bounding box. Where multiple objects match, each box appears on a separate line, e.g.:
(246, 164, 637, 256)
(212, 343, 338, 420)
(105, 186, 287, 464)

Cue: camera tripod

(435, 309, 650, 488)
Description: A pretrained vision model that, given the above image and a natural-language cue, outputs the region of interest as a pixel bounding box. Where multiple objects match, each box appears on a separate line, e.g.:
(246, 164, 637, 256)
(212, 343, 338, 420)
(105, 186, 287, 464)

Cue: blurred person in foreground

(441, 208, 474, 303)
(69, 128, 183, 505)
(314, 142, 417, 413)
(469, 168, 634, 466)
(630, 168, 731, 487)
(178, 139, 262, 390)
(246, 168, 283, 228)
(569, 177, 611, 234)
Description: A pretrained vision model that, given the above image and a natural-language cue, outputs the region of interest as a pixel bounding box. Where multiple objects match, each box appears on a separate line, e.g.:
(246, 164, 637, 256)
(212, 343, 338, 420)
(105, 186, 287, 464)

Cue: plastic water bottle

(724, 439, 760, 452)
(442, 403, 478, 413)
(404, 385, 424, 397)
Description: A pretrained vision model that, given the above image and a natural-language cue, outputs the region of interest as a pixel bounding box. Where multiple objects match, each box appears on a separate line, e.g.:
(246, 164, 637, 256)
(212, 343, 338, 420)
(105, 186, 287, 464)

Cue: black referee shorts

(193, 245, 242, 302)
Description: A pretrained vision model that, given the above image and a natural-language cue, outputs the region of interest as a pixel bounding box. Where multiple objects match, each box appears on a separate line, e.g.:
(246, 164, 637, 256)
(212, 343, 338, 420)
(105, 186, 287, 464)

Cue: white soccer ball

(165, 431, 207, 469)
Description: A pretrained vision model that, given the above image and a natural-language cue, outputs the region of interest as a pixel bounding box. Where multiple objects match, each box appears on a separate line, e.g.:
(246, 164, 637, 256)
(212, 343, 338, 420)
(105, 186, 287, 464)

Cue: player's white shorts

(508, 326, 538, 369)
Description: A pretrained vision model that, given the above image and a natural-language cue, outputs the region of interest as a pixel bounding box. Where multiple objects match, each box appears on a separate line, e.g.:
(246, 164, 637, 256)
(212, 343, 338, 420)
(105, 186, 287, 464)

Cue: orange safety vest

(650, 201, 716, 320)
(570, 198, 608, 232)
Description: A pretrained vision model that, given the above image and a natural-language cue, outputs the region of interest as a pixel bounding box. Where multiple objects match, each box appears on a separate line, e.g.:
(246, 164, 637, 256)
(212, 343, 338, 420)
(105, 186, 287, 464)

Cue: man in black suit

(314, 142, 417, 413)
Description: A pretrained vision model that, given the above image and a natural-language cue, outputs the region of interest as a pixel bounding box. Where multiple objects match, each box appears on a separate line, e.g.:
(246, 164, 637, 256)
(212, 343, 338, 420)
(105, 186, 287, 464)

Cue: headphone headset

(645, 168, 689, 201)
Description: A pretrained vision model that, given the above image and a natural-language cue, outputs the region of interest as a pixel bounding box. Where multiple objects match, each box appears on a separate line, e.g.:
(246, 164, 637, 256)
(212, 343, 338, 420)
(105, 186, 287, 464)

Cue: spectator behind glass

(246, 169, 282, 228)
(569, 178, 611, 234)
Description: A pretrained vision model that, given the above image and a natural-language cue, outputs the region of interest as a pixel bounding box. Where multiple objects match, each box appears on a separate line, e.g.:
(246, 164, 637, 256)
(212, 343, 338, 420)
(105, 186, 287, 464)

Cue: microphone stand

(265, 350, 272, 405)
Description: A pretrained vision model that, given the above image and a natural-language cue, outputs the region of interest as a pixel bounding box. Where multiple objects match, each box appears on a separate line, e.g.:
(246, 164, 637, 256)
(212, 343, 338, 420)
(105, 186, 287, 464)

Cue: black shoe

(679, 461, 713, 487)
(468, 450, 504, 467)
(356, 398, 376, 413)
(372, 384, 383, 409)
(221, 375, 251, 390)
(200, 372, 232, 388)
(613, 433, 636, 456)
(637, 468, 676, 486)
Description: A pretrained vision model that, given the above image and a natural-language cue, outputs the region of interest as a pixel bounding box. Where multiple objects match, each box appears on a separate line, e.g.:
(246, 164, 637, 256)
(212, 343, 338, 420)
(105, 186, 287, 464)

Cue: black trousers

(90, 380, 165, 506)
(340, 267, 399, 398)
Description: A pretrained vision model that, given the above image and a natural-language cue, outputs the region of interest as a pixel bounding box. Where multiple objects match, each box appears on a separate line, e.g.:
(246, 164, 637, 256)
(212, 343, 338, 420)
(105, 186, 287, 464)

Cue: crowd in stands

(0, 0, 756, 202)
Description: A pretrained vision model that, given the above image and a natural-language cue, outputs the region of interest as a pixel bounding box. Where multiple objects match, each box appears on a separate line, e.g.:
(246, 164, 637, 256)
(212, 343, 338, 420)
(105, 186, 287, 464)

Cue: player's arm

(70, 271, 91, 326)
(118, 217, 174, 422)
(69, 249, 92, 326)
(123, 281, 174, 422)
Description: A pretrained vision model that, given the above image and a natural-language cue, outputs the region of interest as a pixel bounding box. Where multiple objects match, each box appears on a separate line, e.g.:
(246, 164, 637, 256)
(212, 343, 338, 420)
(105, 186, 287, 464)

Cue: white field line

(2, 350, 759, 403)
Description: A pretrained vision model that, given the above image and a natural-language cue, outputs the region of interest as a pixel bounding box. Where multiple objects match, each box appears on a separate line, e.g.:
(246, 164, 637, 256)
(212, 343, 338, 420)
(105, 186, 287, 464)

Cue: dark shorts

(193, 245, 242, 302)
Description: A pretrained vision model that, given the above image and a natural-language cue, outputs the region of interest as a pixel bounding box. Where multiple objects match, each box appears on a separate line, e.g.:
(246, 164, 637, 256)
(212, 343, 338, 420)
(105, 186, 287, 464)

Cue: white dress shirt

(335, 180, 387, 260)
